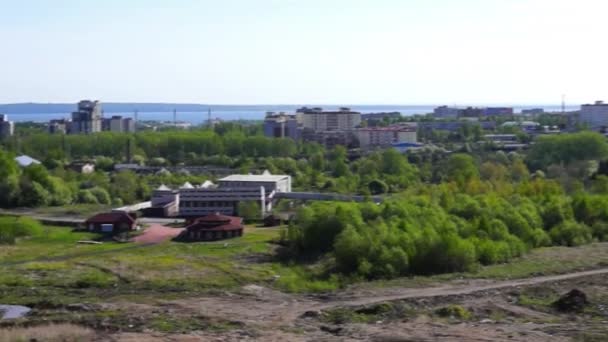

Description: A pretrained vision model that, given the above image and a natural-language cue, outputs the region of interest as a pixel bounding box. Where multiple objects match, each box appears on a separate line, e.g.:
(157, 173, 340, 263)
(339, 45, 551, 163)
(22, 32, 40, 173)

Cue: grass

(352, 242, 608, 290)
(0, 225, 336, 309)
(22, 204, 112, 218)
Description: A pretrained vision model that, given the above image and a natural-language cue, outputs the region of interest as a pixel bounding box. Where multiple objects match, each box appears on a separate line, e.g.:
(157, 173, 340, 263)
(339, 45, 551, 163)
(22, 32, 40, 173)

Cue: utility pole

(207, 108, 212, 128)
(173, 109, 177, 127)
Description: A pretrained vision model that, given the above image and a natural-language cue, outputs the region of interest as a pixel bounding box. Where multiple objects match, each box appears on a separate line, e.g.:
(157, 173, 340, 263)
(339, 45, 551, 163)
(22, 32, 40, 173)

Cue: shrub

(550, 221, 593, 247)
(435, 305, 472, 320)
(89, 187, 111, 205)
(76, 190, 98, 204)
(0, 216, 44, 244)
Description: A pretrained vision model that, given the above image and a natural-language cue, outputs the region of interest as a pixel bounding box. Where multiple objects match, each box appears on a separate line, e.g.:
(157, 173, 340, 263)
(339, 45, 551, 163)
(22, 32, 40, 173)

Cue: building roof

(200, 180, 215, 188)
(180, 182, 194, 189)
(14, 155, 41, 167)
(357, 126, 416, 132)
(85, 212, 135, 224)
(219, 174, 289, 182)
(186, 213, 243, 232)
(156, 184, 171, 191)
(193, 213, 235, 223)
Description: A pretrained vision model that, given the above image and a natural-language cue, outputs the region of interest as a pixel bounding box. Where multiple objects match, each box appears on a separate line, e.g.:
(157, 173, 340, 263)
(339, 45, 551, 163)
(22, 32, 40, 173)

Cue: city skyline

(1, 0, 607, 104)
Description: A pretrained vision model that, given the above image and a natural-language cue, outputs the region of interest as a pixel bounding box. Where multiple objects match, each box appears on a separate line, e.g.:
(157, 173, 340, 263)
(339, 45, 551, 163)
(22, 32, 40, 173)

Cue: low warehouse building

(85, 212, 137, 234)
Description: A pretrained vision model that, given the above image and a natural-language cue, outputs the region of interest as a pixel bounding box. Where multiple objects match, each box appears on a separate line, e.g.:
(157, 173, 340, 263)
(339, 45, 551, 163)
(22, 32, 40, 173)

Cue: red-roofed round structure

(181, 213, 244, 241)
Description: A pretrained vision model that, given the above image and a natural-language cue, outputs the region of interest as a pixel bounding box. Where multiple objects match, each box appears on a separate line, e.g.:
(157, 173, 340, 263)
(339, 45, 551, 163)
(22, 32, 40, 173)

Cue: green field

(2, 225, 608, 309)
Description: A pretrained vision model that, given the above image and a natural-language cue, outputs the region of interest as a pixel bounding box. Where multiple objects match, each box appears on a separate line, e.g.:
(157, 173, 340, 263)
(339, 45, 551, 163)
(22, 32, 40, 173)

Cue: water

(0, 305, 31, 319)
(5, 105, 579, 124)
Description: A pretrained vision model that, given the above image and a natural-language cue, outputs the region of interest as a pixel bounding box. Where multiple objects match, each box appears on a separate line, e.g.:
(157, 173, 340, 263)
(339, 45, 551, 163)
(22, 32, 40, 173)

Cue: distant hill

(0, 102, 307, 114)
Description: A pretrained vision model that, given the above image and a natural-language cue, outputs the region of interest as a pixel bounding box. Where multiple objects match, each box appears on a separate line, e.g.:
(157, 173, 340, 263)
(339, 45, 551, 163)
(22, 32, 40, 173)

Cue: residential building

(177, 213, 244, 241)
(483, 107, 514, 116)
(300, 130, 358, 148)
(522, 108, 544, 115)
(362, 112, 402, 126)
(459, 107, 484, 118)
(68, 161, 95, 174)
(70, 100, 103, 134)
(300, 107, 362, 132)
(580, 101, 608, 130)
(85, 212, 137, 234)
(483, 134, 518, 143)
(103, 116, 135, 133)
(433, 106, 460, 119)
(356, 124, 417, 149)
(263, 112, 301, 140)
(501, 121, 540, 133)
(49, 119, 69, 134)
(418, 121, 496, 132)
(0, 114, 14, 139)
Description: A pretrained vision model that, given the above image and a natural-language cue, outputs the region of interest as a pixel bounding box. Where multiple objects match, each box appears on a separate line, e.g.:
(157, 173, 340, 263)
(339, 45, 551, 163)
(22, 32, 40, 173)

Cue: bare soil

(78, 268, 608, 341)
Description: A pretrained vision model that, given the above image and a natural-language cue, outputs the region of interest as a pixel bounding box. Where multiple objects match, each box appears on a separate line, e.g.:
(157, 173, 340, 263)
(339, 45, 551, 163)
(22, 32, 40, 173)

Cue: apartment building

(263, 112, 301, 139)
(70, 100, 102, 134)
(0, 114, 14, 139)
(356, 124, 417, 149)
(300, 107, 361, 132)
(580, 100, 608, 130)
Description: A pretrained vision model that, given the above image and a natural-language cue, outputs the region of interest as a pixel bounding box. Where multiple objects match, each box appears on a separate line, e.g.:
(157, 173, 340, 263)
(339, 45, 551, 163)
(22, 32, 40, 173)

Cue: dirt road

(168, 267, 608, 327)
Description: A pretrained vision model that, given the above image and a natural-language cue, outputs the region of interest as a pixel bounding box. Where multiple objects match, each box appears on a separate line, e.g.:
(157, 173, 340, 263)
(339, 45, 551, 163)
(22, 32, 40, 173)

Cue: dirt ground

(68, 268, 608, 341)
(132, 224, 184, 244)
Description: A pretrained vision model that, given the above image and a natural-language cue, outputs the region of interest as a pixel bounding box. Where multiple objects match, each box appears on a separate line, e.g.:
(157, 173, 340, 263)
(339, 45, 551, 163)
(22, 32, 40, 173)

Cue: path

(132, 224, 184, 244)
(168, 267, 608, 327)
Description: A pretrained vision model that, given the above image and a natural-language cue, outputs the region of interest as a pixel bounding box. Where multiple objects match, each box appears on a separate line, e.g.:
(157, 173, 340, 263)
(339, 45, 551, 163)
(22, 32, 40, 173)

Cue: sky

(0, 0, 607, 105)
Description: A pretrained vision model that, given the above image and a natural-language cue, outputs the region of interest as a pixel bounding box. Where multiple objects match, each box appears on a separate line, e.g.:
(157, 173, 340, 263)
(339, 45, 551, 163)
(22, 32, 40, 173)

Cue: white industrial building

(580, 101, 608, 130)
(150, 172, 292, 218)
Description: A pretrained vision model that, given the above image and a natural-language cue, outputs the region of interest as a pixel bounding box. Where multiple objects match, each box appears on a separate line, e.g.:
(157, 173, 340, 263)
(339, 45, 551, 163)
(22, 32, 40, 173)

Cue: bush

(550, 221, 593, 247)
(591, 221, 608, 242)
(0, 216, 44, 244)
(89, 187, 111, 205)
(435, 305, 472, 320)
(76, 190, 98, 204)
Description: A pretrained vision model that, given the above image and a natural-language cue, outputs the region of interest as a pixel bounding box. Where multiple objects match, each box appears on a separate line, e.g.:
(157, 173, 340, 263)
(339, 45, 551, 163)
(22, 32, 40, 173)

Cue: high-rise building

(102, 116, 135, 133)
(0, 114, 14, 139)
(263, 112, 301, 139)
(300, 107, 361, 132)
(580, 101, 608, 130)
(70, 100, 102, 134)
(433, 106, 460, 119)
(483, 107, 514, 116)
(49, 119, 69, 134)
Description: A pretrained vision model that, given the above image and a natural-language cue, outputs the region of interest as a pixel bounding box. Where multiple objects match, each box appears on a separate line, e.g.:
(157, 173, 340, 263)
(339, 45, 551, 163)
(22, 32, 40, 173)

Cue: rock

(552, 289, 588, 312)
(66, 303, 95, 312)
(320, 325, 343, 335)
(301, 310, 321, 318)
(479, 319, 493, 324)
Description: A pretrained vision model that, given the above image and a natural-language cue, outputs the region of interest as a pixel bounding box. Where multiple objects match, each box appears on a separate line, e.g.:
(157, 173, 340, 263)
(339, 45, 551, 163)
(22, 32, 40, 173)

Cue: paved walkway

(132, 224, 184, 244)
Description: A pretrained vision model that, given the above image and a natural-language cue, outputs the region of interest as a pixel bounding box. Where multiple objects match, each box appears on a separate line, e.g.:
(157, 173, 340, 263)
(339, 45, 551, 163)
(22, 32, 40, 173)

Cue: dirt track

(103, 267, 608, 341)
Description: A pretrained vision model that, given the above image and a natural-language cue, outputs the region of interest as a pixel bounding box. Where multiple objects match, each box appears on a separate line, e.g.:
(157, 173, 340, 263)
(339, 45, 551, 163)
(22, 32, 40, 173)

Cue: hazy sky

(1, 0, 606, 104)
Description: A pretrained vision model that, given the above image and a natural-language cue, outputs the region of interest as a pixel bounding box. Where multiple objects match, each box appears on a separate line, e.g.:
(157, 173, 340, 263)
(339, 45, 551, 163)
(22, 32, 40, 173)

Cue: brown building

(85, 212, 137, 234)
(180, 213, 244, 241)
